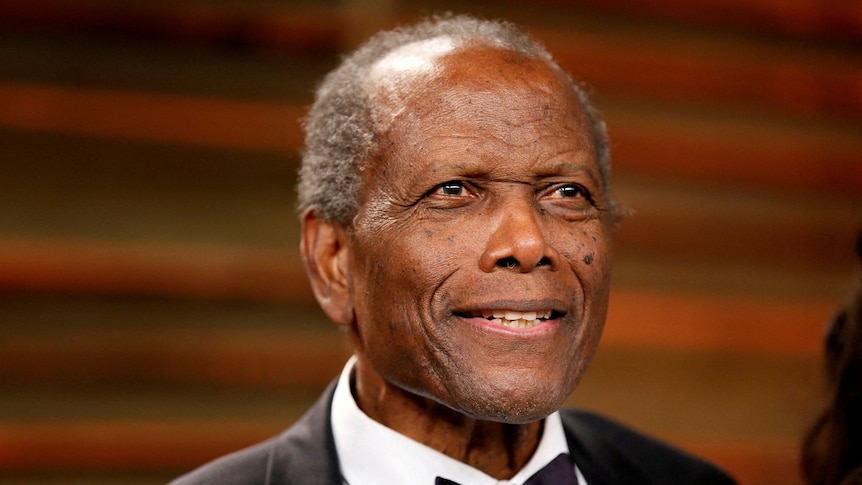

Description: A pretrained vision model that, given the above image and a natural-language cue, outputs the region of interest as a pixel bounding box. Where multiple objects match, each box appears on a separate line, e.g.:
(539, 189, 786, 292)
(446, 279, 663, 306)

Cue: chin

(457, 395, 564, 425)
(446, 376, 572, 424)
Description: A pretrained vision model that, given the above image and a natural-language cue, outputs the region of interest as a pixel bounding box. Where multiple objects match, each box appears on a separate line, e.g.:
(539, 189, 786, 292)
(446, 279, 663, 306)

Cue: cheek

(573, 225, 613, 332)
(408, 222, 475, 270)
(353, 224, 463, 318)
(559, 224, 611, 272)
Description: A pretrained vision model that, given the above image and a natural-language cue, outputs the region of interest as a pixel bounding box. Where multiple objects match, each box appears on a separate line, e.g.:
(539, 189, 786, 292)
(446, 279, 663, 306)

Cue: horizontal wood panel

(0, 0, 343, 55)
(0, 240, 312, 303)
(0, 329, 350, 387)
(684, 439, 801, 485)
(5, 0, 861, 48)
(570, 347, 821, 441)
(604, 290, 832, 357)
(0, 130, 299, 247)
(538, 26, 862, 122)
(1, 2, 861, 122)
(0, 421, 288, 471)
(605, 108, 862, 198)
(505, 0, 862, 43)
(0, 83, 303, 153)
(612, 176, 862, 272)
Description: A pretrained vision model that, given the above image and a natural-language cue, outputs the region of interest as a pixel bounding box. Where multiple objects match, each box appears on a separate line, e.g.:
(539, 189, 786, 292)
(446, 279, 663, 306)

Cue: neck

(351, 356, 544, 479)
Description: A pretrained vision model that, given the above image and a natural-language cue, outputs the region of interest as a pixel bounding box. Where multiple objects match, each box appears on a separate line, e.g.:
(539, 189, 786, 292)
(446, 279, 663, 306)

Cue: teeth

(498, 318, 536, 329)
(479, 309, 553, 324)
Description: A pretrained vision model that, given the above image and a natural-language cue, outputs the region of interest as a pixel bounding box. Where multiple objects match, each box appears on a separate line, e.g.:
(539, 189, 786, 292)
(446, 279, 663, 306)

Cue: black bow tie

(436, 453, 578, 485)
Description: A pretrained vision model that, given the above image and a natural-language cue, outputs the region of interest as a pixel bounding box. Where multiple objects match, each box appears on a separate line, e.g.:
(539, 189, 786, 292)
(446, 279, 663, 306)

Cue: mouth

(461, 309, 562, 329)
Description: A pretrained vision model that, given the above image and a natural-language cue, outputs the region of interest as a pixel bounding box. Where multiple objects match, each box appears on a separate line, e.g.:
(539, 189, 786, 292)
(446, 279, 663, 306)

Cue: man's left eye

(554, 184, 585, 199)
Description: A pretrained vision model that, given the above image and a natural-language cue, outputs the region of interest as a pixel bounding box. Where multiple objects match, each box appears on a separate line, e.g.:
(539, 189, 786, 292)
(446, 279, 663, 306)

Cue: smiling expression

(342, 40, 613, 424)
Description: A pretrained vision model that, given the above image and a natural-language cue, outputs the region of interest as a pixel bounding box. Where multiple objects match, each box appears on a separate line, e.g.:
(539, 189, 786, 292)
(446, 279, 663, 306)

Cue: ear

(300, 210, 355, 327)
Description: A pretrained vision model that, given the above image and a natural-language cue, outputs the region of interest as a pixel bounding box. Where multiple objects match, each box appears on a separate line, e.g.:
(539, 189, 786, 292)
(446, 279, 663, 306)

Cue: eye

(422, 180, 477, 210)
(541, 183, 597, 219)
(434, 181, 469, 197)
(550, 184, 588, 200)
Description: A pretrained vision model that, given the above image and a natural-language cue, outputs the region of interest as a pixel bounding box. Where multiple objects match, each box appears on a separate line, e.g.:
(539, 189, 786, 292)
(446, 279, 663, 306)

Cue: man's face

(345, 42, 613, 423)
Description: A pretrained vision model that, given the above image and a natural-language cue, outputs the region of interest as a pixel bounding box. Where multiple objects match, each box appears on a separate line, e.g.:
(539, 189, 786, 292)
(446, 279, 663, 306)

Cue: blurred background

(0, 1, 860, 484)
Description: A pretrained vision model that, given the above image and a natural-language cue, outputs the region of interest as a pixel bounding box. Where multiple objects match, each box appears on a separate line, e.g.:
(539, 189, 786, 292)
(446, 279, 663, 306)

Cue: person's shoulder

(560, 408, 737, 485)
(169, 381, 340, 485)
(168, 435, 278, 485)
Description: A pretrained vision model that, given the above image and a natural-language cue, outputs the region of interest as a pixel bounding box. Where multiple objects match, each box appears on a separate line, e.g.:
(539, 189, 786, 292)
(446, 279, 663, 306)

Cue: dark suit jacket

(171, 382, 736, 485)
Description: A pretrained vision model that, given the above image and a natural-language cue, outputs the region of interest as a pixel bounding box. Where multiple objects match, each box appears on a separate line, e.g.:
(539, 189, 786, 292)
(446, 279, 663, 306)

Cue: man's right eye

(421, 181, 477, 209)
(435, 182, 467, 196)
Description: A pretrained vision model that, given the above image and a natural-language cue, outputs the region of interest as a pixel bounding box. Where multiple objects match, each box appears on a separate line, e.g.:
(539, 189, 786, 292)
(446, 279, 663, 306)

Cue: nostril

(497, 257, 519, 269)
(537, 256, 551, 267)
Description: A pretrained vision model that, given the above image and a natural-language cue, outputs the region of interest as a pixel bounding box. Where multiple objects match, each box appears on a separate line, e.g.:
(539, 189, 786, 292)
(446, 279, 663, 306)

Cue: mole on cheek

(583, 253, 594, 265)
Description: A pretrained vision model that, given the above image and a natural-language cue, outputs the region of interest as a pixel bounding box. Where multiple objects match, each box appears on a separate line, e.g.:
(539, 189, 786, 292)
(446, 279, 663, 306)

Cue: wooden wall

(0, 1, 860, 484)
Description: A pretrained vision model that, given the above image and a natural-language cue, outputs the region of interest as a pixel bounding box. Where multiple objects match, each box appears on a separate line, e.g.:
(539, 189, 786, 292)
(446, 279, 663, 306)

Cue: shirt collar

(331, 356, 583, 485)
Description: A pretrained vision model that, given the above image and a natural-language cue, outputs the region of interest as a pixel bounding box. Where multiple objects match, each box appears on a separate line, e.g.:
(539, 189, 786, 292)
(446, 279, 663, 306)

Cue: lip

(453, 299, 568, 315)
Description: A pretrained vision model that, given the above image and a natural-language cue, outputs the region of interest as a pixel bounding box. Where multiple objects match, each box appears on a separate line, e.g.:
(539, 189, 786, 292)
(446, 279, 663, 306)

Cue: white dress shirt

(331, 356, 587, 485)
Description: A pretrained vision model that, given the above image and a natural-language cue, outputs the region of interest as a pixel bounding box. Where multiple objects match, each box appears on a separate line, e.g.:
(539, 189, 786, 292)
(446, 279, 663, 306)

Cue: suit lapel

(264, 381, 343, 485)
(560, 409, 640, 485)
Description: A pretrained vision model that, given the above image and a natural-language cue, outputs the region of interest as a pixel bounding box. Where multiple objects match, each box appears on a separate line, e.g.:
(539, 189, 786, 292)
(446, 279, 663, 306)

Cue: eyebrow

(530, 160, 601, 186)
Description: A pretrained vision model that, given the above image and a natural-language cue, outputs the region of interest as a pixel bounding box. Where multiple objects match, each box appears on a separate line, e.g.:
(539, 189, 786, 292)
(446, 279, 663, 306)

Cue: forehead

(366, 37, 581, 129)
(355, 39, 603, 218)
(359, 40, 598, 191)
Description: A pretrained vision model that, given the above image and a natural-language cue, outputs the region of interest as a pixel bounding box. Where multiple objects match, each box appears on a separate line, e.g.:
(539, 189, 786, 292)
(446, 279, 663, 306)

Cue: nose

(478, 200, 559, 273)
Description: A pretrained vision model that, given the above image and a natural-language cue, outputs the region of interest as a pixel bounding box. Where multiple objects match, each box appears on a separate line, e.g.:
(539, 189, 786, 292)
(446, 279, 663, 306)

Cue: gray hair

(298, 14, 612, 224)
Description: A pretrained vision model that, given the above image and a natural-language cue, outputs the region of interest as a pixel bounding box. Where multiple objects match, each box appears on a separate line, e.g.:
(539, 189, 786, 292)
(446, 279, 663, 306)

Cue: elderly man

(172, 15, 736, 485)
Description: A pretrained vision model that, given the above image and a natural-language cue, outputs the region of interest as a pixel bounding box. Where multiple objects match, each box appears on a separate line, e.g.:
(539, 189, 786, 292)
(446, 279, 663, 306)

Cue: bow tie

(436, 453, 578, 485)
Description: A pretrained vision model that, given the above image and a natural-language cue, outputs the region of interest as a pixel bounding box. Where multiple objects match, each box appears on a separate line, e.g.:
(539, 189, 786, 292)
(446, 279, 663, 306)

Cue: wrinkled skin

(302, 40, 614, 479)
